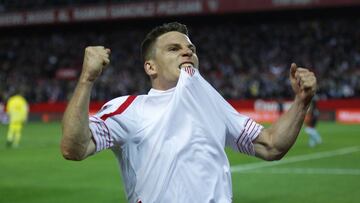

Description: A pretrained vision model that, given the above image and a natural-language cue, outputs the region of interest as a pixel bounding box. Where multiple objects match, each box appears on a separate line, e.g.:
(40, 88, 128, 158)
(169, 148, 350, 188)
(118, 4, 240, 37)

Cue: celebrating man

(61, 22, 317, 203)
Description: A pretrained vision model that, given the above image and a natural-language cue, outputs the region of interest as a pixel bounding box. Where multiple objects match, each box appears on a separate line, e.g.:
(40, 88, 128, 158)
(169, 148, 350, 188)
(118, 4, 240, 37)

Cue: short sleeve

(226, 116, 263, 156)
(89, 96, 138, 153)
(89, 116, 113, 152)
(223, 104, 264, 156)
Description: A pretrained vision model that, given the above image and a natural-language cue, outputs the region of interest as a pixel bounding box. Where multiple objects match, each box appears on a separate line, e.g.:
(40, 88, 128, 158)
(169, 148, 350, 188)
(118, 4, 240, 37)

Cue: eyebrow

(165, 43, 197, 50)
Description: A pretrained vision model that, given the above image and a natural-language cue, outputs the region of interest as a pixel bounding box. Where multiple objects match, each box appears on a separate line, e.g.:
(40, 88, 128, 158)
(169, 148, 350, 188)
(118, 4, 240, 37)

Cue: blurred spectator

(0, 93, 8, 124)
(0, 18, 359, 103)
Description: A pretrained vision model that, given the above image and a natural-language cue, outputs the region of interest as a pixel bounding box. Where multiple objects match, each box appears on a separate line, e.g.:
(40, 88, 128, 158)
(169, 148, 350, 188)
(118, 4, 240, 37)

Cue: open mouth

(179, 62, 194, 69)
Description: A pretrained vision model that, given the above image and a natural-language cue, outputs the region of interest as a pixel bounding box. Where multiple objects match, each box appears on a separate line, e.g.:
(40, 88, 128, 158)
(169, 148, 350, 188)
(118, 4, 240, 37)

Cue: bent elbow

(268, 153, 285, 161)
(262, 155, 279, 161)
(61, 149, 84, 161)
(60, 139, 86, 161)
(262, 149, 286, 161)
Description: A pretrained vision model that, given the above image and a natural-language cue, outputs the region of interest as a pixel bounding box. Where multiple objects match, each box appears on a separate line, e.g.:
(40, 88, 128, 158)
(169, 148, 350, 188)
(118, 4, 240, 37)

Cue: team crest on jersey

(184, 66, 195, 76)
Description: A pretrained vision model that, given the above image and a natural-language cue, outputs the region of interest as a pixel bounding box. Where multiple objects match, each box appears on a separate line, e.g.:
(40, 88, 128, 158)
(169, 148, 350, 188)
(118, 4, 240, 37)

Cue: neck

(151, 78, 177, 90)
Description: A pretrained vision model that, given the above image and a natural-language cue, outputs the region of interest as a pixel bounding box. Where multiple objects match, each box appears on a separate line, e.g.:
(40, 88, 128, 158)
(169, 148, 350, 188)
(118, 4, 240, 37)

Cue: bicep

(252, 129, 272, 160)
(252, 128, 282, 161)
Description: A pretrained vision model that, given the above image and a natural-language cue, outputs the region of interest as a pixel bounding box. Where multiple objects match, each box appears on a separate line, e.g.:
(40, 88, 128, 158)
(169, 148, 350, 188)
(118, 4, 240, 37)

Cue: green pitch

(0, 122, 359, 203)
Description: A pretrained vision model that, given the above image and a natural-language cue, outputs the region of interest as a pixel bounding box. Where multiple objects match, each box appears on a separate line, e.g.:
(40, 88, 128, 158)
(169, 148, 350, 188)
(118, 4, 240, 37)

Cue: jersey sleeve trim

(89, 116, 112, 152)
(100, 95, 137, 121)
(236, 118, 263, 156)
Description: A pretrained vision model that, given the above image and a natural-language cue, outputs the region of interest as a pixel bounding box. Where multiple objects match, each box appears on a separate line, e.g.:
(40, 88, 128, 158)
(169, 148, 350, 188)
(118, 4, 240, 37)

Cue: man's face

(148, 31, 199, 89)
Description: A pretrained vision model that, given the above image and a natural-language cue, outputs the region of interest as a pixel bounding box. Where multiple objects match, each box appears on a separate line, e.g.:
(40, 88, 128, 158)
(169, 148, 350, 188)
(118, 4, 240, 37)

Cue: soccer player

(61, 22, 317, 202)
(304, 96, 322, 147)
(6, 93, 28, 148)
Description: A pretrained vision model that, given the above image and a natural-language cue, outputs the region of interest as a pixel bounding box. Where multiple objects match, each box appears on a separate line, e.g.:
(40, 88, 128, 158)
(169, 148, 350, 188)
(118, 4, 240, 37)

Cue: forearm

(61, 77, 94, 160)
(254, 64, 316, 160)
(266, 96, 309, 155)
(60, 46, 110, 160)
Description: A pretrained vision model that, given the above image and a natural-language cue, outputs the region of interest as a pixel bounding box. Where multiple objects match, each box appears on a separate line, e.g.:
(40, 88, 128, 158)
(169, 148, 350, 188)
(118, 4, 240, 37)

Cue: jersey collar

(148, 87, 175, 96)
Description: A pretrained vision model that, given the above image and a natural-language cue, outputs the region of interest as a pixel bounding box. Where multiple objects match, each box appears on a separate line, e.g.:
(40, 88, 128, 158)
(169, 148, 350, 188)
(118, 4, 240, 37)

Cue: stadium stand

(0, 0, 157, 12)
(0, 1, 359, 104)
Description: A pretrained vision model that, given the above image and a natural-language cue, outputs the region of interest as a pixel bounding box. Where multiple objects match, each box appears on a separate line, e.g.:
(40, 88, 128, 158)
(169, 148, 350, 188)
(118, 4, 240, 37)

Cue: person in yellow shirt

(6, 93, 28, 148)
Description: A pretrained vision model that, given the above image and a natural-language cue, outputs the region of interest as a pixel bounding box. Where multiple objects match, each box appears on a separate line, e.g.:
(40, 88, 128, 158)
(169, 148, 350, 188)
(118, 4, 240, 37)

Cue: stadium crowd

(0, 18, 359, 103)
(0, 0, 164, 12)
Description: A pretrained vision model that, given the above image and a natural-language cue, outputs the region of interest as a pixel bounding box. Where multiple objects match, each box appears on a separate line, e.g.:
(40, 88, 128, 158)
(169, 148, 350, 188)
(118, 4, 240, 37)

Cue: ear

(144, 60, 157, 76)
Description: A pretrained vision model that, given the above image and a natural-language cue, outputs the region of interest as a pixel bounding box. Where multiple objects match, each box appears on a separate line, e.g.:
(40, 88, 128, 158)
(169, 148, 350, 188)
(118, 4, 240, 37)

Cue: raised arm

(253, 63, 317, 161)
(61, 46, 110, 161)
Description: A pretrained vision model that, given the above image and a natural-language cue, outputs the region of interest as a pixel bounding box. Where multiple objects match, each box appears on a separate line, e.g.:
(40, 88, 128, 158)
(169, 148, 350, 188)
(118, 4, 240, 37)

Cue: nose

(182, 47, 193, 57)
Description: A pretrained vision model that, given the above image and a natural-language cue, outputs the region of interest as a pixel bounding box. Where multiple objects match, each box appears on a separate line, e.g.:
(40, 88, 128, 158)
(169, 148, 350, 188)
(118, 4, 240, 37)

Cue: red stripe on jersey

(100, 95, 137, 121)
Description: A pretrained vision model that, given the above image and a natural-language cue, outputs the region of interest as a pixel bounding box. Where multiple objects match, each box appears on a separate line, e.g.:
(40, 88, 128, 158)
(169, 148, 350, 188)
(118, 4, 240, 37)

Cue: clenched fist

(289, 63, 317, 106)
(81, 46, 111, 82)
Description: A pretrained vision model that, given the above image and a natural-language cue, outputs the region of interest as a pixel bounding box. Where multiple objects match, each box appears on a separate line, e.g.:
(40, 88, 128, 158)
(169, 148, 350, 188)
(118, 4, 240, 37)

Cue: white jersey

(89, 67, 263, 203)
